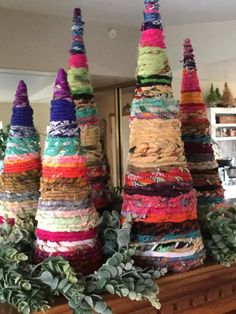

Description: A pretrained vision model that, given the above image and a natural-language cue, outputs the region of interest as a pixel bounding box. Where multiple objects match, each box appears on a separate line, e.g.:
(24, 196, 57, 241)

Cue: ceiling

(0, 0, 236, 27)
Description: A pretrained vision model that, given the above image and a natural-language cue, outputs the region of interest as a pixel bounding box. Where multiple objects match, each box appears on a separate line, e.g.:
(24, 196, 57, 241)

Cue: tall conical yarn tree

(0, 81, 41, 225)
(180, 38, 225, 213)
(121, 0, 205, 272)
(35, 69, 102, 275)
(68, 8, 111, 213)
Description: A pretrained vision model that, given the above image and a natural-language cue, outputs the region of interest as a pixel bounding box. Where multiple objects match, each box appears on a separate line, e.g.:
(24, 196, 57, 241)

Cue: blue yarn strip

(70, 40, 86, 55)
(11, 107, 33, 126)
(134, 230, 201, 243)
(144, 12, 161, 22)
(50, 99, 76, 122)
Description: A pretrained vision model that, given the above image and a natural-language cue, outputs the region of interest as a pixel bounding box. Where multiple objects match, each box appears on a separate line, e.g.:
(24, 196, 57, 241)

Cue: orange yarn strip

(181, 91, 203, 104)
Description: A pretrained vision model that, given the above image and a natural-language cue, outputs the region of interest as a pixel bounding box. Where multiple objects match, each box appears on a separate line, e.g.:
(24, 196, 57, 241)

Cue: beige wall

(0, 9, 138, 78)
(0, 8, 236, 87)
(96, 92, 116, 183)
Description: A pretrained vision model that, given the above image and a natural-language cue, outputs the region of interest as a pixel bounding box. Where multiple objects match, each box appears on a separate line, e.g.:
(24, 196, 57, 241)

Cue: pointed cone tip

(18, 80, 27, 89)
(74, 8, 81, 17)
(16, 80, 28, 95)
(53, 68, 72, 101)
(184, 38, 191, 45)
(144, 0, 160, 11)
(13, 80, 29, 107)
(56, 68, 67, 82)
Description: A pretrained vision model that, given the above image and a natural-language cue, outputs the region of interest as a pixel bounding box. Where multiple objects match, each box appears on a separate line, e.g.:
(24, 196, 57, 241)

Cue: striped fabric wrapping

(179, 38, 226, 212)
(67, 8, 111, 213)
(121, 0, 205, 273)
(0, 80, 41, 225)
(35, 69, 102, 275)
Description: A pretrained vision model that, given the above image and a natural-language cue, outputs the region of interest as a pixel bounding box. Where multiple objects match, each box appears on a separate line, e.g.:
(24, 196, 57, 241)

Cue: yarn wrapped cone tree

(68, 8, 111, 213)
(121, 0, 205, 272)
(180, 38, 225, 213)
(35, 69, 102, 275)
(0, 81, 41, 225)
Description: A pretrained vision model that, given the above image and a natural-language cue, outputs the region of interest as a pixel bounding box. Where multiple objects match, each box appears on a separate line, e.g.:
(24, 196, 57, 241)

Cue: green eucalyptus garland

(198, 207, 236, 267)
(0, 211, 166, 314)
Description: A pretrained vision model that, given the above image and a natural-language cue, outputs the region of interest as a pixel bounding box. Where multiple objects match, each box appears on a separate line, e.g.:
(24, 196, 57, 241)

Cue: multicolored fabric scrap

(180, 39, 225, 212)
(68, 8, 111, 213)
(35, 69, 102, 275)
(0, 81, 41, 225)
(121, 0, 205, 272)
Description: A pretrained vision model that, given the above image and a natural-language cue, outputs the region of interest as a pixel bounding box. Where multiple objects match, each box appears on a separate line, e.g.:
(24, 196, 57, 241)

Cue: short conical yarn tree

(222, 82, 236, 107)
(68, 8, 111, 213)
(206, 83, 218, 107)
(35, 69, 102, 275)
(0, 81, 41, 225)
(180, 38, 225, 212)
(215, 88, 222, 101)
(121, 0, 205, 272)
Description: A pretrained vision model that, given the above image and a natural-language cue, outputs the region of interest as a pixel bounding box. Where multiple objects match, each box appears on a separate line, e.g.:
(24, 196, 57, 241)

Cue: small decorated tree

(215, 87, 222, 101)
(206, 83, 218, 107)
(222, 82, 236, 107)
(0, 81, 41, 225)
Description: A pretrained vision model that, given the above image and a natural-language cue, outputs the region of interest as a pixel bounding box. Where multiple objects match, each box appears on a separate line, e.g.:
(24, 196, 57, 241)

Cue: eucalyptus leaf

(121, 288, 129, 297)
(96, 278, 107, 290)
(105, 284, 115, 294)
(39, 271, 53, 285)
(94, 301, 107, 313)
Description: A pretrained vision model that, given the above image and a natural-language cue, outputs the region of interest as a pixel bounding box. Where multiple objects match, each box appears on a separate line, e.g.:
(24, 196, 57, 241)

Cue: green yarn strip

(68, 68, 94, 96)
(139, 77, 172, 86)
(44, 137, 81, 157)
(5, 137, 39, 155)
(137, 46, 170, 78)
(76, 107, 98, 119)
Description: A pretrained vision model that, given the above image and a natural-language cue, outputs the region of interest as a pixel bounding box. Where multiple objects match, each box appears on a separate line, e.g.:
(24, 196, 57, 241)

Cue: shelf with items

(207, 107, 236, 141)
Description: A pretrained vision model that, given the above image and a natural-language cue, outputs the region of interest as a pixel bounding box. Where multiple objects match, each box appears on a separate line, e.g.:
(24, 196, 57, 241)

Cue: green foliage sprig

(0, 125, 9, 160)
(0, 211, 166, 314)
(199, 207, 236, 267)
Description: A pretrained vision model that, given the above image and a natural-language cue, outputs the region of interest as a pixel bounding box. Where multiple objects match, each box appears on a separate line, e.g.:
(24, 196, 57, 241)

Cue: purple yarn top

(50, 69, 76, 123)
(53, 69, 73, 102)
(13, 80, 30, 107)
(11, 80, 33, 126)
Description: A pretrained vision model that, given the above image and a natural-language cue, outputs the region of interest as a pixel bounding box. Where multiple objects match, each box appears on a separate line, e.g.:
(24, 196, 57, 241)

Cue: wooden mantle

(1, 263, 236, 314)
